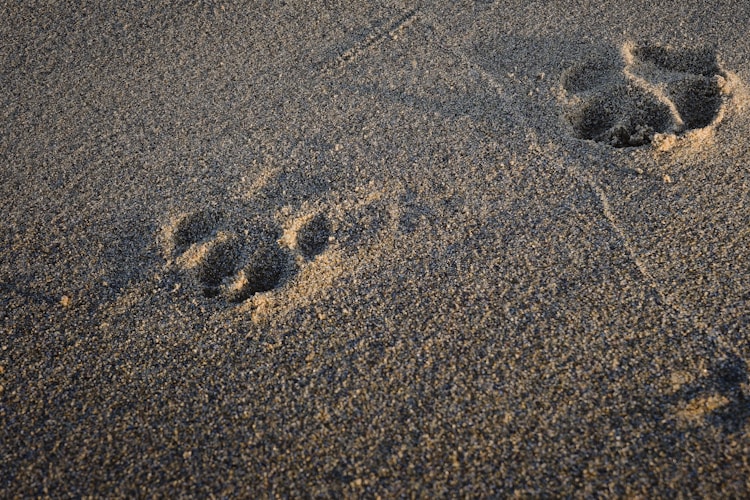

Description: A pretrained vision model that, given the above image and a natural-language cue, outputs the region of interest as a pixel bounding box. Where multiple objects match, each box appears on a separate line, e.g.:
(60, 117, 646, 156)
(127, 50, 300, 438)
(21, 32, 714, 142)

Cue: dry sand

(2, 0, 750, 496)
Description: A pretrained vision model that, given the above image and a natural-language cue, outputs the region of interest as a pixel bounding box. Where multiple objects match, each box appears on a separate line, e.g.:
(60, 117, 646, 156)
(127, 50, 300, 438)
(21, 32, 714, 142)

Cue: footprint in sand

(561, 42, 735, 149)
(160, 208, 331, 302)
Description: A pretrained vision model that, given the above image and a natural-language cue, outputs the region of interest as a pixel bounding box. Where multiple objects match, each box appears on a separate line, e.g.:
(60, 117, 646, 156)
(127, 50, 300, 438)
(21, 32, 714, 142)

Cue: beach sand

(2, 0, 749, 496)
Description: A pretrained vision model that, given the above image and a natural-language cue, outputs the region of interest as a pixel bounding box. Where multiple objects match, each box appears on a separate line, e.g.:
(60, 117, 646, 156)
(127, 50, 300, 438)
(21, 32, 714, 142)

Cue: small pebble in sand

(60, 295, 72, 307)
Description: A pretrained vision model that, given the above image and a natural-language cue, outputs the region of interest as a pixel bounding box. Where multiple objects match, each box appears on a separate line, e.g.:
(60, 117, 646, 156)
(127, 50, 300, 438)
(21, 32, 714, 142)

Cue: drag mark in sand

(329, 9, 418, 68)
(565, 162, 748, 410)
(562, 42, 736, 149)
(566, 163, 669, 308)
(414, 7, 531, 130)
(566, 160, 743, 350)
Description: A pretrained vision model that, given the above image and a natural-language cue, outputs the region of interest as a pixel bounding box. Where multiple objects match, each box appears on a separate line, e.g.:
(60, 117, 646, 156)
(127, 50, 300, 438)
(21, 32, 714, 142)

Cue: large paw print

(561, 42, 734, 148)
(160, 209, 331, 302)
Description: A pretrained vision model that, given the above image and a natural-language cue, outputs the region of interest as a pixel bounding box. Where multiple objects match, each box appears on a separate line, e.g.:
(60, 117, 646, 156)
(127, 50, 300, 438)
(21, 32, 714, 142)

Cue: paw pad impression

(161, 209, 332, 303)
(562, 42, 735, 149)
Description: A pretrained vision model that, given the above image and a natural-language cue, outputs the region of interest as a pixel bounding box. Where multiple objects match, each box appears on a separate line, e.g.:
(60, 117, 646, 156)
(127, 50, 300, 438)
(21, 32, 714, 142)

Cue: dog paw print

(160, 209, 331, 303)
(561, 42, 735, 148)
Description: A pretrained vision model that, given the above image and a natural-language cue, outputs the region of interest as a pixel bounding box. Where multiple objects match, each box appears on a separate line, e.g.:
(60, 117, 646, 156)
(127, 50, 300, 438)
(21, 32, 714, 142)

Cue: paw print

(160, 208, 331, 303)
(561, 42, 734, 148)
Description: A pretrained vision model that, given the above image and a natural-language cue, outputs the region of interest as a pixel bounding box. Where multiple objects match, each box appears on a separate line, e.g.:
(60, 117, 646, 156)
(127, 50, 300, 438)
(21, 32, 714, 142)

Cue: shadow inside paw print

(567, 84, 673, 147)
(296, 213, 331, 259)
(561, 42, 732, 148)
(162, 209, 332, 303)
(195, 231, 242, 296)
(224, 244, 286, 302)
(666, 75, 724, 130)
(170, 209, 223, 254)
(629, 44, 722, 77)
(561, 56, 619, 94)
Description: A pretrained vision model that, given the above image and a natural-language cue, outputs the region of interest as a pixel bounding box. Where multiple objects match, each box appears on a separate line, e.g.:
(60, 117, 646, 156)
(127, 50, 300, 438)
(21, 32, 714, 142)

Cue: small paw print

(160, 208, 331, 303)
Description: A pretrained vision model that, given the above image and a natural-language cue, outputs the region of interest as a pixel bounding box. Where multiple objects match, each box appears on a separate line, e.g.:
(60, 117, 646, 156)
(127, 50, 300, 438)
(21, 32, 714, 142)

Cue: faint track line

(567, 162, 742, 357)
(567, 163, 671, 304)
(414, 6, 531, 133)
(325, 8, 419, 70)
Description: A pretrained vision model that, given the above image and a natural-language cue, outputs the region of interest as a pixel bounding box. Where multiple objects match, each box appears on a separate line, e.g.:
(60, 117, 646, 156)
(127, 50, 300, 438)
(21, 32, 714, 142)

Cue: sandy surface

(2, 0, 750, 496)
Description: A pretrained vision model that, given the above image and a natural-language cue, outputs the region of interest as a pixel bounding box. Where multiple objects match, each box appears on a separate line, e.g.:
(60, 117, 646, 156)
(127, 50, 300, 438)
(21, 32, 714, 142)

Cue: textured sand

(2, 0, 750, 496)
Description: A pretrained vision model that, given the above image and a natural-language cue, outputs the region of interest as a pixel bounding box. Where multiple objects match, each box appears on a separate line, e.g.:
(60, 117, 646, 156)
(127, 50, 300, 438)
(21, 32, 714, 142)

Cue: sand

(2, 0, 749, 496)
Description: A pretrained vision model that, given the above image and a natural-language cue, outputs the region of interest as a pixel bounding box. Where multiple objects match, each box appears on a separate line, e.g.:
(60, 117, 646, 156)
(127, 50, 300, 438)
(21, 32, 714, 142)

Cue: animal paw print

(160, 209, 331, 302)
(562, 42, 734, 148)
